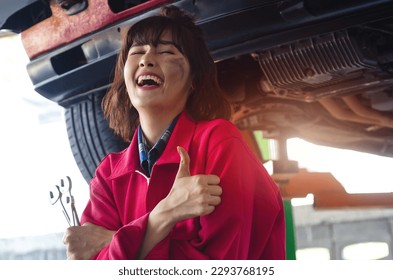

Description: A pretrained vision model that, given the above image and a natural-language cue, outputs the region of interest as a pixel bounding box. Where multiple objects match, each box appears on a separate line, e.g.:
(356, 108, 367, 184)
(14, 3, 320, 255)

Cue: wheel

(65, 90, 129, 183)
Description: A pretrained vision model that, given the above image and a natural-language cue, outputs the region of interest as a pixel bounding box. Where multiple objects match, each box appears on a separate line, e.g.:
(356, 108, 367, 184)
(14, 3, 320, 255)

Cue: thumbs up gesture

(153, 146, 223, 225)
(137, 146, 223, 258)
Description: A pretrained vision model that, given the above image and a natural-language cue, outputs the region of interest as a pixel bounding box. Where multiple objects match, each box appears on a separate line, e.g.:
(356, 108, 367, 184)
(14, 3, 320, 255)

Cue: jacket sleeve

(81, 163, 169, 260)
(186, 131, 286, 259)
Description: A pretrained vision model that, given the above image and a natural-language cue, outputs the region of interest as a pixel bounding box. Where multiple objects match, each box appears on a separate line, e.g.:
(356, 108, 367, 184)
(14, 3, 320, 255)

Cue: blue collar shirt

(137, 115, 180, 177)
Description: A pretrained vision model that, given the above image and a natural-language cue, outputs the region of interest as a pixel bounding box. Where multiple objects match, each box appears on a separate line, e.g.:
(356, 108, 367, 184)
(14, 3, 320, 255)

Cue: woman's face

(124, 31, 192, 115)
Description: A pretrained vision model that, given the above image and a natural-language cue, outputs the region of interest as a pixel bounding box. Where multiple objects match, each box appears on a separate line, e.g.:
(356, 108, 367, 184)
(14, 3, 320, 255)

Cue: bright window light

(296, 247, 330, 260)
(291, 193, 314, 207)
(287, 138, 393, 194)
(342, 242, 390, 260)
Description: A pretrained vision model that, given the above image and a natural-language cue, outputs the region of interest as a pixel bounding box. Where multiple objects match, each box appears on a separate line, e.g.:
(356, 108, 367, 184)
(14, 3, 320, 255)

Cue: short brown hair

(102, 5, 231, 142)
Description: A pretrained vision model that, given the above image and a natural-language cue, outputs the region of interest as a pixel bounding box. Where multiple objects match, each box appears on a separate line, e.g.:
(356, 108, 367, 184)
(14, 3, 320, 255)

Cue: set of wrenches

(49, 176, 80, 226)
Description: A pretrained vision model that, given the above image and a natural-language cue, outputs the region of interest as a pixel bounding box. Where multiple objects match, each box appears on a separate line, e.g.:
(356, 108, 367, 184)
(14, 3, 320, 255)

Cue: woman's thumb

(176, 146, 191, 178)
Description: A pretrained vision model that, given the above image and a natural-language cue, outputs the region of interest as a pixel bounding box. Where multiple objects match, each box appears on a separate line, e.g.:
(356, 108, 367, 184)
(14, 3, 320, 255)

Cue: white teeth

(137, 75, 163, 86)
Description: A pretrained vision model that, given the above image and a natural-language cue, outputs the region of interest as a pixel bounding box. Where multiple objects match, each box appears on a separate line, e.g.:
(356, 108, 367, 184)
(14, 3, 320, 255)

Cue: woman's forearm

(138, 204, 175, 259)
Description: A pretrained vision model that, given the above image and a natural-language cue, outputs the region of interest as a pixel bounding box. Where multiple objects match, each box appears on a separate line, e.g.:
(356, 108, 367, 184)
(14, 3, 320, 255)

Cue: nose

(139, 51, 155, 68)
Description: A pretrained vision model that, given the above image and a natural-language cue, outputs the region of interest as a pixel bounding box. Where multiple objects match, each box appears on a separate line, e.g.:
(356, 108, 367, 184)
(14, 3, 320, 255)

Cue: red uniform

(81, 112, 286, 259)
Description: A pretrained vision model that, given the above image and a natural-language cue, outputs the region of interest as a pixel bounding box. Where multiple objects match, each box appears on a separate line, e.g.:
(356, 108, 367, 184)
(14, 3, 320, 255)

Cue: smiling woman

(102, 7, 231, 143)
(62, 6, 286, 260)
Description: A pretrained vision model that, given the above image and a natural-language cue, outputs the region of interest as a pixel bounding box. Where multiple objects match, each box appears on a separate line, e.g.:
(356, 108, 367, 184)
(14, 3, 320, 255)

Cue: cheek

(124, 60, 136, 86)
(167, 58, 190, 81)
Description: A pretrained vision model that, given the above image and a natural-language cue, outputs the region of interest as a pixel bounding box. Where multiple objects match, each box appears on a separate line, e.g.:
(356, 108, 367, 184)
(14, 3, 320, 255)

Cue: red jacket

(81, 112, 286, 259)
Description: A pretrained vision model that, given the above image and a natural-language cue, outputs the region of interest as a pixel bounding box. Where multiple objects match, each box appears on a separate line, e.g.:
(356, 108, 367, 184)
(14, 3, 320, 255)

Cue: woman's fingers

(208, 185, 223, 196)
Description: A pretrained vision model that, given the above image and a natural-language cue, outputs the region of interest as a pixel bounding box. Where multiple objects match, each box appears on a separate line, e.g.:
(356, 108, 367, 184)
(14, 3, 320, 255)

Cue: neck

(138, 109, 182, 146)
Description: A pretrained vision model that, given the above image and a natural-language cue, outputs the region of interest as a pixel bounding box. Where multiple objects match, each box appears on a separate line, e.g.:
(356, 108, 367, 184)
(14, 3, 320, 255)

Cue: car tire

(65, 90, 129, 183)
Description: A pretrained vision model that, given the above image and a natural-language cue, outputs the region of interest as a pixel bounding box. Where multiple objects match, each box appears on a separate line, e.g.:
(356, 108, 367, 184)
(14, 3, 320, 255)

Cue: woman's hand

(153, 146, 223, 226)
(139, 146, 223, 259)
(63, 222, 116, 260)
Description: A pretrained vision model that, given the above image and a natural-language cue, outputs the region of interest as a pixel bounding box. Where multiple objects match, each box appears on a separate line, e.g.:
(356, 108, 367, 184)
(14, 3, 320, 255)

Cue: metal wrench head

(59, 176, 74, 198)
(49, 185, 61, 205)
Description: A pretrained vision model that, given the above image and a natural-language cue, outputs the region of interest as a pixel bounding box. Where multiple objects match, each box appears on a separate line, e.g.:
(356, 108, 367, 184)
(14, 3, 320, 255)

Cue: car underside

(2, 0, 393, 182)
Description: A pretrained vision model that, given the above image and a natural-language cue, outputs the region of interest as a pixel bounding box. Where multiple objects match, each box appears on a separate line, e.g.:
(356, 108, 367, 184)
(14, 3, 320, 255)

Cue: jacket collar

(108, 111, 195, 179)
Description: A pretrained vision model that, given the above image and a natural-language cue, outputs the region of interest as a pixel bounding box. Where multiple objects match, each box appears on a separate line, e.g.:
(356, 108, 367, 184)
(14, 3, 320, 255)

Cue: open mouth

(136, 75, 163, 87)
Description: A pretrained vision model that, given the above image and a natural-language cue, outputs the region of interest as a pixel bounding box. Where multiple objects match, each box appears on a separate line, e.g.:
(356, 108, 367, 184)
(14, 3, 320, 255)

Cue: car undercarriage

(2, 0, 393, 182)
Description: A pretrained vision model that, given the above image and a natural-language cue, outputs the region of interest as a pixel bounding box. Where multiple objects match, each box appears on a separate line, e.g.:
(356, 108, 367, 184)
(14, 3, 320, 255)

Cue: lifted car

(2, 0, 393, 183)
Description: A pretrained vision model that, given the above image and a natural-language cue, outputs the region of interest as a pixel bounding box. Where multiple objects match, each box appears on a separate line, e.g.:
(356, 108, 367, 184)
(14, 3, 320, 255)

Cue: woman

(63, 5, 286, 260)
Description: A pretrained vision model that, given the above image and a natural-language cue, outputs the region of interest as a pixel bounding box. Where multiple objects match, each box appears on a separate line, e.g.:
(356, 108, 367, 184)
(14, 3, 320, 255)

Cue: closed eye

(129, 51, 145, 56)
(159, 50, 174, 54)
(129, 46, 146, 56)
